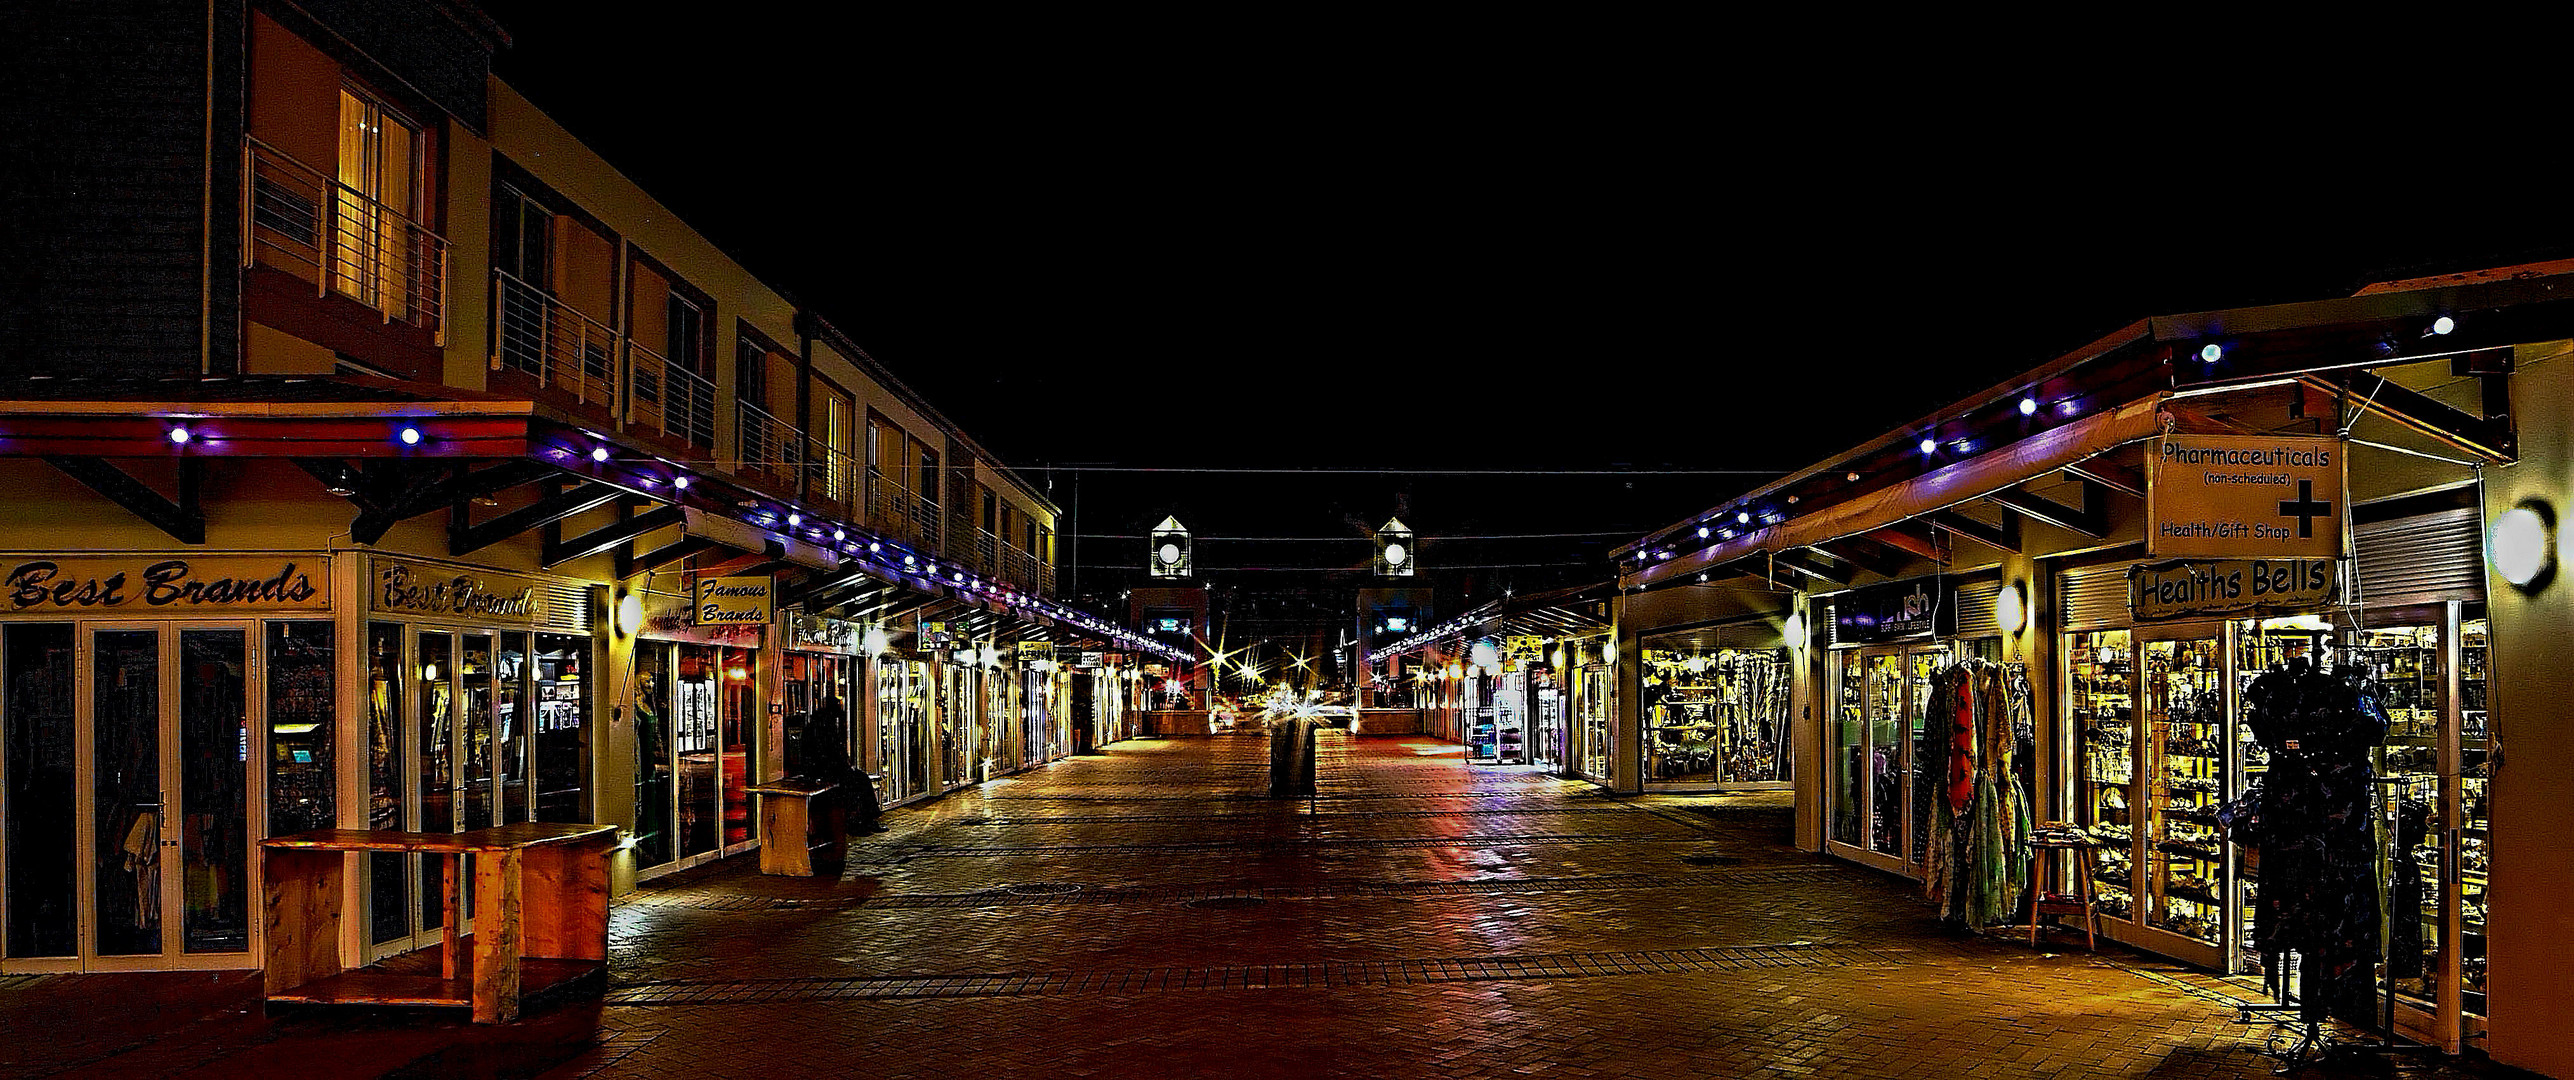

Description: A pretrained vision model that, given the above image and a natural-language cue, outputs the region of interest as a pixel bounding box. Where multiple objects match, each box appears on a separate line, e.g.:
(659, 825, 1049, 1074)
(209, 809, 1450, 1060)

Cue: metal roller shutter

(2354, 508, 2484, 606)
(2059, 564, 2130, 631)
(536, 579, 596, 635)
(1954, 581, 2000, 638)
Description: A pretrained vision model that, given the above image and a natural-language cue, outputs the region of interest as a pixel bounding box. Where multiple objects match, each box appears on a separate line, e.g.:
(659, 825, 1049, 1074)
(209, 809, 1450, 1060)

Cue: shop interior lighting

(2018, 397, 2037, 416)
(168, 425, 192, 444)
(398, 425, 422, 445)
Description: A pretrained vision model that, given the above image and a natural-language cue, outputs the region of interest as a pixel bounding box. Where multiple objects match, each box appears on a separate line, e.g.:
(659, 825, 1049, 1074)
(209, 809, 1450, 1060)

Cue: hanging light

(168, 425, 192, 445)
(2018, 397, 2037, 416)
(673, 475, 691, 490)
(1918, 436, 1937, 454)
(590, 446, 611, 463)
(397, 425, 423, 445)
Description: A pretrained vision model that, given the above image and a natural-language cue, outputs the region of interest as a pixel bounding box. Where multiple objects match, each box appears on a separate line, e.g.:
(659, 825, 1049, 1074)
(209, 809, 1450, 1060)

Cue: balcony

(492, 269, 618, 412)
(1002, 543, 1040, 592)
(627, 339, 716, 451)
(975, 529, 1000, 575)
(813, 439, 860, 512)
(243, 137, 447, 339)
(737, 401, 805, 488)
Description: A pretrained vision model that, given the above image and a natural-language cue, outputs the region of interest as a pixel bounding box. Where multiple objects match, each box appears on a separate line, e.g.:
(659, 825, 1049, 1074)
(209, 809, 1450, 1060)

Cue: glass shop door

(1828, 642, 1949, 878)
(2136, 629, 2225, 969)
(4, 622, 257, 972)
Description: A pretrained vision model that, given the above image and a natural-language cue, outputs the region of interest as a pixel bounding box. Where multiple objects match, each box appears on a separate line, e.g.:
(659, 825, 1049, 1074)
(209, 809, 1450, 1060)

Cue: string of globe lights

(155, 415, 1186, 664)
(1363, 602, 1504, 666)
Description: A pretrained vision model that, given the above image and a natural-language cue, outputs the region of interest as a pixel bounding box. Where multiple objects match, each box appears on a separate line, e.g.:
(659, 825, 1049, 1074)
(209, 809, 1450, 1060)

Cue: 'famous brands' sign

(695, 576, 773, 626)
(372, 558, 541, 624)
(4, 556, 329, 613)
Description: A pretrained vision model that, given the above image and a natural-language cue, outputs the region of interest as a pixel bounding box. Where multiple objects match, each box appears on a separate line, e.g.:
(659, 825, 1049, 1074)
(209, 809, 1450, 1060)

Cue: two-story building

(0, 0, 1175, 976)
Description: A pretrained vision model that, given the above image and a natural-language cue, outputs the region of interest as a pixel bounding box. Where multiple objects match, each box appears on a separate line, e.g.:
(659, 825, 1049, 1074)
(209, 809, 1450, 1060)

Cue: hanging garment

(120, 810, 160, 928)
(2243, 656, 2387, 1025)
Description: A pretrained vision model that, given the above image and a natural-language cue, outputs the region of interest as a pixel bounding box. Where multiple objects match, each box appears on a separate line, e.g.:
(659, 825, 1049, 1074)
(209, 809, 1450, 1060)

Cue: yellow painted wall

(2479, 341, 2574, 1077)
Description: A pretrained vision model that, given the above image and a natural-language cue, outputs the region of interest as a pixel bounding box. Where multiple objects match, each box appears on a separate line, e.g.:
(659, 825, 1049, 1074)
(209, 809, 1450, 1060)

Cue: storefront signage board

(695, 576, 774, 626)
(1016, 640, 1050, 662)
(788, 613, 861, 654)
(2129, 558, 2337, 621)
(2146, 434, 2345, 558)
(1832, 578, 1957, 645)
(372, 557, 539, 624)
(639, 588, 763, 646)
(2, 554, 330, 613)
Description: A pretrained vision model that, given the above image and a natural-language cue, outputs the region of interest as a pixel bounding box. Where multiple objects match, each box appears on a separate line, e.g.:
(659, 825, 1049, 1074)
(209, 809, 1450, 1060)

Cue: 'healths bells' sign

(2130, 558, 2336, 621)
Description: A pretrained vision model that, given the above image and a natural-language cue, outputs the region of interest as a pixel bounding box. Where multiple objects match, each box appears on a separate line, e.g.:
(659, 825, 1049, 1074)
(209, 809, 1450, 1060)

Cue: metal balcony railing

(243, 137, 447, 339)
(626, 339, 716, 450)
(737, 401, 805, 485)
(910, 496, 941, 550)
(1003, 544, 1043, 591)
(975, 529, 999, 575)
(491, 270, 618, 409)
(815, 442, 859, 508)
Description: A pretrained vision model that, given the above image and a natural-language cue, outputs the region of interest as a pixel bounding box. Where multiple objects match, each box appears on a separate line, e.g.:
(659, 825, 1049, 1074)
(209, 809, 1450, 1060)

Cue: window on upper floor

(735, 334, 768, 409)
(865, 419, 883, 476)
(493, 184, 550, 290)
(917, 446, 939, 506)
(983, 489, 998, 533)
(667, 293, 708, 377)
(333, 87, 421, 319)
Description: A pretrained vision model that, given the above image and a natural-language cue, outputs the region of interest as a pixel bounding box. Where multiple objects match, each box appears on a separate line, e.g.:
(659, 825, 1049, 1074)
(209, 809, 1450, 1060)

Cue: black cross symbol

(2278, 480, 2332, 538)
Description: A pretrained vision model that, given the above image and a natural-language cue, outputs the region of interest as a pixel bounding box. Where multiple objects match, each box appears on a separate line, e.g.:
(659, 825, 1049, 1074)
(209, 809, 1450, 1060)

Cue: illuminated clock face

(1158, 542, 1183, 566)
(1383, 542, 1407, 567)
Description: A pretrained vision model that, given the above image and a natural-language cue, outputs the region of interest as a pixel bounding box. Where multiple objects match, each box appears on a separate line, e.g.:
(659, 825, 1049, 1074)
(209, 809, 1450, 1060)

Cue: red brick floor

(0, 734, 2541, 1078)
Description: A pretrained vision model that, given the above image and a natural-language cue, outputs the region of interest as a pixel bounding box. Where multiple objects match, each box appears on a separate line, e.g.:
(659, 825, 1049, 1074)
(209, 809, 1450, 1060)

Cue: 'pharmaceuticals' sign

(2146, 434, 2345, 559)
(2130, 558, 2336, 621)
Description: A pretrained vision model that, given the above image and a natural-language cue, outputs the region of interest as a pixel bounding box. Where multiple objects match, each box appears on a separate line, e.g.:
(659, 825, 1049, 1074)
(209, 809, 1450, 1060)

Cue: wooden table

(260, 823, 618, 1023)
(746, 778, 839, 877)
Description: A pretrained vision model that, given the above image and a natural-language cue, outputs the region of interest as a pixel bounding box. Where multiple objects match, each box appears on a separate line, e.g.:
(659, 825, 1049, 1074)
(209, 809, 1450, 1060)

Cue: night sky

(475, 6, 2567, 603)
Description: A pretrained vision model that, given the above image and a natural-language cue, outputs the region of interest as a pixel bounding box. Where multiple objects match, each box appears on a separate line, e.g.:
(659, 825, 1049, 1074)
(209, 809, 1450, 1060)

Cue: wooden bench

(260, 822, 618, 1023)
(746, 778, 840, 877)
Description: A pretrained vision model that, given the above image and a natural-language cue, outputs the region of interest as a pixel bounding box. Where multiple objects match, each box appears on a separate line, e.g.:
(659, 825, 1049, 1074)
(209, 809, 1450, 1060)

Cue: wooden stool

(2028, 829, 2099, 950)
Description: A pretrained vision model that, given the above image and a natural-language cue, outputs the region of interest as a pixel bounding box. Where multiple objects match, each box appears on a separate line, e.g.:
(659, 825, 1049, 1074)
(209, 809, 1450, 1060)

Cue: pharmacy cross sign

(2145, 434, 2346, 559)
(2277, 481, 2332, 539)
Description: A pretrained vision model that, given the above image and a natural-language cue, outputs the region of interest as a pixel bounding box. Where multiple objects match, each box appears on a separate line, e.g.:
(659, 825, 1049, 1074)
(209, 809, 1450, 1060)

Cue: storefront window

(2142, 635, 2223, 946)
(533, 633, 588, 822)
(720, 646, 755, 848)
(177, 628, 249, 954)
(265, 621, 335, 837)
(414, 631, 453, 930)
(1641, 643, 1790, 786)
(875, 656, 908, 803)
(1578, 662, 1608, 781)
(2461, 616, 2490, 1014)
(676, 646, 719, 857)
(942, 665, 973, 788)
(632, 640, 675, 869)
(460, 633, 495, 831)
(497, 633, 529, 824)
(2069, 629, 2133, 921)
(366, 623, 407, 945)
(5, 623, 77, 959)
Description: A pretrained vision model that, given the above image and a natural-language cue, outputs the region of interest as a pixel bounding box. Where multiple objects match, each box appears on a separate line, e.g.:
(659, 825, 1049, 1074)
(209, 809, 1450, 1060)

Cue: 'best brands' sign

(4, 556, 329, 613)
(372, 558, 540, 624)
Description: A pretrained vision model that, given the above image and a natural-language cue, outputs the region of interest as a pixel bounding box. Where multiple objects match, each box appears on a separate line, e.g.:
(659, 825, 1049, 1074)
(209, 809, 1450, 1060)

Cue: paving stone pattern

(0, 733, 2540, 1079)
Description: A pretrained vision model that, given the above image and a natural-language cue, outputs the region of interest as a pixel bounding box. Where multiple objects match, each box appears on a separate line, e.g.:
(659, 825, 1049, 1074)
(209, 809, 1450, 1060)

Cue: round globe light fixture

(2432, 316, 2457, 335)
(1158, 542, 1182, 566)
(2200, 343, 2225, 363)
(2491, 502, 2556, 593)
(1383, 542, 1407, 566)
(1997, 581, 2028, 634)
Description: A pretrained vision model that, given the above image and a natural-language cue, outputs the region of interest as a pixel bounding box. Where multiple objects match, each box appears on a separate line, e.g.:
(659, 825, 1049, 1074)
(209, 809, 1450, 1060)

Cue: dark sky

(474, 7, 2567, 598)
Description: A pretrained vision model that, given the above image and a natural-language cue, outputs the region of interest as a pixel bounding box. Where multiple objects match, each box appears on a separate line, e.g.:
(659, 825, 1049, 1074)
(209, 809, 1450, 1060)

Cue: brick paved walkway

(0, 734, 2540, 1078)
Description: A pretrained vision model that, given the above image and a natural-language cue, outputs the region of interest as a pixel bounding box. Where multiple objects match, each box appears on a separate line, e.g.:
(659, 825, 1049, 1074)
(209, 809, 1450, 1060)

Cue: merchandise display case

(2070, 629, 2134, 922)
(2460, 617, 2491, 1018)
(2143, 636, 2224, 946)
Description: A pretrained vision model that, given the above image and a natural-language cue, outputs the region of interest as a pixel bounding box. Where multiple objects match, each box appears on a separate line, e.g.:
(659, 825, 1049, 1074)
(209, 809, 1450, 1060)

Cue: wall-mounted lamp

(1782, 610, 1806, 644)
(617, 590, 643, 637)
(1997, 581, 2028, 634)
(863, 626, 890, 655)
(2492, 499, 2557, 594)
